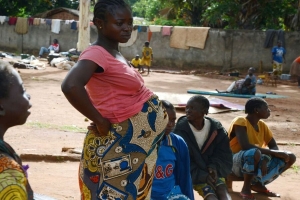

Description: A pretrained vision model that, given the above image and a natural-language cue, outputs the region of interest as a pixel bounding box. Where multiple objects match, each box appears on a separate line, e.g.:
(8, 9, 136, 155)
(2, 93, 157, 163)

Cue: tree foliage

(202, 0, 298, 30)
(0, 0, 79, 17)
(132, 0, 299, 30)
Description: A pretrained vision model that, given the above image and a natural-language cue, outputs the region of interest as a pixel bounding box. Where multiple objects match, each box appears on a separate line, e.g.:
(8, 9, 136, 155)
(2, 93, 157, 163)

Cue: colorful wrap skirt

(79, 95, 168, 200)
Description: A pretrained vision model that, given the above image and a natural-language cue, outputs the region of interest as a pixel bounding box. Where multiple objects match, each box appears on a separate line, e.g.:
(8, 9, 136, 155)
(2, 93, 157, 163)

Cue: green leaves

(0, 0, 79, 17)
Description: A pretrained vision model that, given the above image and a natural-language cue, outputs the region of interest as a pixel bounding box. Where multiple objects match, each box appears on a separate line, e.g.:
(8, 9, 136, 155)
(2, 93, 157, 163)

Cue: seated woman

(0, 60, 34, 199)
(228, 97, 296, 200)
(38, 39, 60, 58)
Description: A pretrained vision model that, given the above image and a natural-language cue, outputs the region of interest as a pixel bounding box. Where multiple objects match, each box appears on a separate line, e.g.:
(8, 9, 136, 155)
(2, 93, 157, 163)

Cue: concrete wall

(1, 23, 300, 73)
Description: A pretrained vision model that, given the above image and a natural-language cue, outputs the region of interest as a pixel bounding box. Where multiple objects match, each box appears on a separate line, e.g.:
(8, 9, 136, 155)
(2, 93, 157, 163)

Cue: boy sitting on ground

(174, 95, 232, 200)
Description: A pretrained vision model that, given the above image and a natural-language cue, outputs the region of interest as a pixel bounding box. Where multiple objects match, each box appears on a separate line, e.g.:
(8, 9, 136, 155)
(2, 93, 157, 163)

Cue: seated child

(174, 95, 232, 200)
(130, 54, 141, 71)
(228, 97, 296, 200)
(151, 100, 194, 200)
(39, 39, 60, 58)
(0, 60, 34, 199)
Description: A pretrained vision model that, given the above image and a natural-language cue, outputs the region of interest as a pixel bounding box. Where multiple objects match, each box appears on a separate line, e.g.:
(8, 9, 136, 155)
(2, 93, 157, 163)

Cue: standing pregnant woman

(61, 1, 168, 199)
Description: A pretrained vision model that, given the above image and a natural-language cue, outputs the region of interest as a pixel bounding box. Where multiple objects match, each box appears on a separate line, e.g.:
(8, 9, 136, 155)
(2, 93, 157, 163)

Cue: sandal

(240, 192, 256, 200)
(252, 189, 280, 197)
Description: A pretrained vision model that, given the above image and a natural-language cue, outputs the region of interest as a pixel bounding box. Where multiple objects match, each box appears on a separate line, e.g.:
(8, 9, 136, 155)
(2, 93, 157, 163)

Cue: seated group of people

(154, 96, 295, 200)
(0, 60, 296, 200)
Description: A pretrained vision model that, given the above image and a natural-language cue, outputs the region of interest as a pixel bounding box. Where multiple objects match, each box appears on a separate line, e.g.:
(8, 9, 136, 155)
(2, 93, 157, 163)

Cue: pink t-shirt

(79, 46, 153, 123)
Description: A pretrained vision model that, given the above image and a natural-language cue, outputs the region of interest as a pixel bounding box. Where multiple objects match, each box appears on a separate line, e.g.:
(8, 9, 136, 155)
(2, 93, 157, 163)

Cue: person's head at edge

(135, 54, 139, 60)
(92, 0, 133, 44)
(0, 61, 31, 140)
(248, 67, 255, 76)
(245, 97, 270, 120)
(161, 100, 176, 135)
(185, 95, 209, 125)
(277, 40, 282, 47)
(53, 39, 59, 44)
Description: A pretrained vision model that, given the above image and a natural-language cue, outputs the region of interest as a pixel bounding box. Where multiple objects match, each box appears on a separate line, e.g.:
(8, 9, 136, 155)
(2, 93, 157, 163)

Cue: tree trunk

(77, 0, 90, 51)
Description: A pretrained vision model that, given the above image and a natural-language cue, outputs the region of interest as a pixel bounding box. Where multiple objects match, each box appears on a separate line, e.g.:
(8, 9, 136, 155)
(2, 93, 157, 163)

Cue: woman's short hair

(0, 61, 14, 98)
(93, 0, 131, 22)
(245, 97, 267, 114)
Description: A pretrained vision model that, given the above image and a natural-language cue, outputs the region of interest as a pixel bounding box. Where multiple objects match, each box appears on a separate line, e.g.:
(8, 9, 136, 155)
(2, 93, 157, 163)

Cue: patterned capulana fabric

(0, 140, 33, 200)
(79, 96, 168, 200)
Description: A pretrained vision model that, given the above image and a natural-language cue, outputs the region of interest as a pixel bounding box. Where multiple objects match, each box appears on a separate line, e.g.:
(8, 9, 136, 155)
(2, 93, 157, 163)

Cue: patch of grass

(292, 165, 299, 173)
(26, 121, 86, 133)
(288, 142, 296, 147)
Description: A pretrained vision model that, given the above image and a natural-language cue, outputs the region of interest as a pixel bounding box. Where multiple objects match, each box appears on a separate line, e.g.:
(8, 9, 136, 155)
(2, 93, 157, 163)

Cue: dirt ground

(2, 57, 300, 200)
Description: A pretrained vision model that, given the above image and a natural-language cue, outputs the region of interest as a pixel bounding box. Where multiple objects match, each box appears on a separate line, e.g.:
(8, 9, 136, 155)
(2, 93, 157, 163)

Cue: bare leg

(281, 152, 296, 173)
(241, 149, 261, 195)
(215, 184, 232, 200)
(206, 194, 218, 200)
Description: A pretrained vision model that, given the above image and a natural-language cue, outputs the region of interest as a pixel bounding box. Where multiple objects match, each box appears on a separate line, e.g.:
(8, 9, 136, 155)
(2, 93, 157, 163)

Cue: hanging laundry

(28, 17, 34, 25)
(8, 17, 17, 25)
(15, 17, 28, 34)
(149, 25, 162, 32)
(137, 25, 147, 32)
(277, 30, 285, 48)
(185, 27, 210, 49)
(71, 21, 77, 30)
(147, 27, 153, 42)
(264, 29, 276, 48)
(33, 18, 41, 25)
(40, 19, 46, 24)
(65, 20, 70, 24)
(162, 26, 172, 36)
(45, 19, 52, 25)
(0, 16, 6, 24)
(170, 26, 189, 49)
(51, 19, 61, 34)
(119, 29, 138, 47)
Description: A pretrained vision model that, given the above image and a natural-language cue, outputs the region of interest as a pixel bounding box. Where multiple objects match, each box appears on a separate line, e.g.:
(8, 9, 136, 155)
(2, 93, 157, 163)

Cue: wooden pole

(78, 0, 90, 51)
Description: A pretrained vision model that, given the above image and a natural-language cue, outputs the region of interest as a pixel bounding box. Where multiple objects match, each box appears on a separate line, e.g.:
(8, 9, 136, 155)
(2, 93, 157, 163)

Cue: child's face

(101, 7, 133, 43)
(165, 108, 176, 135)
(0, 70, 31, 127)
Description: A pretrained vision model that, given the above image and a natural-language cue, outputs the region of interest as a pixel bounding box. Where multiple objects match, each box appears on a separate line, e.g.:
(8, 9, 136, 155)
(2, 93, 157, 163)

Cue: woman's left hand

(95, 118, 111, 137)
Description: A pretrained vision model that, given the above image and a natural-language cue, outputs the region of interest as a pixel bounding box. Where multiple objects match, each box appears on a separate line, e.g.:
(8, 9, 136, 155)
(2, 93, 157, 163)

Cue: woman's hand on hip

(96, 118, 111, 137)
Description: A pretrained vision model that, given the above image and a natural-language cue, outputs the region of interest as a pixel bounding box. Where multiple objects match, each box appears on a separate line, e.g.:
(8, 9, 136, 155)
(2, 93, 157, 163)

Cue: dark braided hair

(161, 100, 175, 111)
(0, 61, 14, 99)
(189, 95, 210, 110)
(93, 0, 131, 23)
(245, 97, 267, 114)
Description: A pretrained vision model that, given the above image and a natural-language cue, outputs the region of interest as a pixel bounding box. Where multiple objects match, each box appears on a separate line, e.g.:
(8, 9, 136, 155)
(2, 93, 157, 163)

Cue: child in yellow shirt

(141, 41, 153, 74)
(130, 54, 141, 71)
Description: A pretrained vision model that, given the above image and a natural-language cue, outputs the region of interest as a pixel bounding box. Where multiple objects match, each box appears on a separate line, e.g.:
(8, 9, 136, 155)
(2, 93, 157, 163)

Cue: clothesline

(0, 15, 210, 49)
